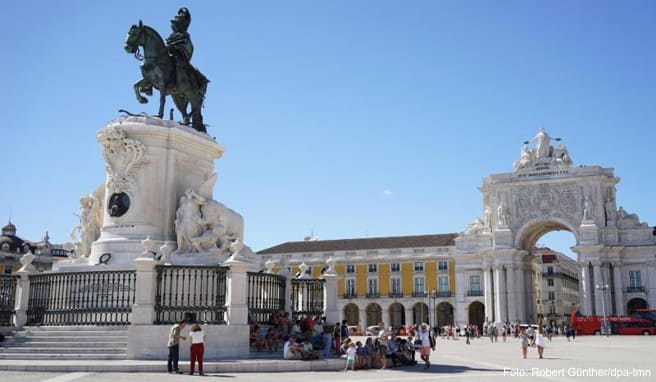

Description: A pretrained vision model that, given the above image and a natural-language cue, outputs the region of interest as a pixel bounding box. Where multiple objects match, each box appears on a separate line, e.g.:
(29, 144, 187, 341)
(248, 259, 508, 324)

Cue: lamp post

(595, 283, 609, 336)
(429, 289, 437, 329)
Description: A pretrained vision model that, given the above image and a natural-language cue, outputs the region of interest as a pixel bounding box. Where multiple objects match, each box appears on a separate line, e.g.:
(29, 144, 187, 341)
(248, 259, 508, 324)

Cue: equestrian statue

(124, 8, 209, 133)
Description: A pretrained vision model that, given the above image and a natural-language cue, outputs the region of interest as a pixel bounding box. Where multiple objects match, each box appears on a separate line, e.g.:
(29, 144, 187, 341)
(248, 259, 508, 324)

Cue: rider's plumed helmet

(171, 7, 191, 32)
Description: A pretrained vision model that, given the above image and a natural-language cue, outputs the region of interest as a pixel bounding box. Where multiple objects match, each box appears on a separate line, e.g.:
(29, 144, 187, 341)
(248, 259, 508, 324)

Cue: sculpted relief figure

(514, 143, 532, 170)
(174, 188, 205, 253)
(174, 174, 244, 256)
(70, 186, 105, 258)
(553, 143, 573, 166)
(464, 217, 486, 235)
(533, 128, 552, 159)
(582, 197, 592, 221)
(497, 202, 509, 227)
(617, 206, 647, 229)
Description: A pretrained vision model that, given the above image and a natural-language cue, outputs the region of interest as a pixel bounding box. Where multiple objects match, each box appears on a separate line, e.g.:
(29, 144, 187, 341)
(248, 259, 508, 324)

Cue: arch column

(592, 261, 604, 315)
(382, 306, 390, 327)
(483, 265, 493, 322)
(515, 256, 527, 323)
(647, 261, 656, 309)
(359, 309, 366, 332)
(493, 264, 507, 323)
(405, 307, 414, 326)
(578, 265, 592, 315)
(506, 264, 516, 322)
(612, 261, 624, 315)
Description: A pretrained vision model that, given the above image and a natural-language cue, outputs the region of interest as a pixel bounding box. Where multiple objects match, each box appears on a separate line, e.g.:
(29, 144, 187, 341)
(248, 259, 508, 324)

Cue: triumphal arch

(455, 128, 656, 324)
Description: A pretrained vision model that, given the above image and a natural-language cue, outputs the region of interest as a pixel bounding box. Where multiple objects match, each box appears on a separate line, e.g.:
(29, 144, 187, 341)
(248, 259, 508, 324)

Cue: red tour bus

(571, 311, 655, 335)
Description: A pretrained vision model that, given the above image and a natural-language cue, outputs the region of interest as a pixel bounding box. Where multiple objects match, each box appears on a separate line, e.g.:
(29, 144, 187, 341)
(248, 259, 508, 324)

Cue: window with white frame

(345, 278, 356, 295)
(414, 262, 424, 272)
(368, 263, 378, 273)
(548, 291, 555, 300)
(346, 264, 355, 274)
(368, 278, 378, 295)
(469, 275, 481, 291)
(547, 278, 554, 287)
(391, 263, 401, 272)
(438, 260, 448, 271)
(391, 277, 402, 294)
(629, 270, 641, 287)
(547, 266, 554, 274)
(438, 276, 449, 292)
(414, 276, 425, 294)
(549, 304, 556, 315)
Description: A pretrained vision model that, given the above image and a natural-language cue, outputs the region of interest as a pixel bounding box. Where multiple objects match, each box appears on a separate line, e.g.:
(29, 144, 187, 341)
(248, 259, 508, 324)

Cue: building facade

(0, 221, 66, 274)
(534, 247, 580, 325)
(258, 128, 656, 328)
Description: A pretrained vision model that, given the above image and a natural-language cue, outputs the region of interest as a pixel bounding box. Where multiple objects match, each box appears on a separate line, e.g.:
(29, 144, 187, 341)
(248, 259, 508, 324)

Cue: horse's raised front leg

(157, 90, 166, 119)
(133, 79, 149, 104)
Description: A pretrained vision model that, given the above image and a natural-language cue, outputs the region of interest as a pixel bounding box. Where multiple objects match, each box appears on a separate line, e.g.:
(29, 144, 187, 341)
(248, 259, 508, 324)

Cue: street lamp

(595, 283, 609, 336)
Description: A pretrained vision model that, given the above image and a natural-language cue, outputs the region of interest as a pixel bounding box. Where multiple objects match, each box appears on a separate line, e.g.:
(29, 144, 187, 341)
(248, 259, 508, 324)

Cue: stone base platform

(0, 357, 344, 373)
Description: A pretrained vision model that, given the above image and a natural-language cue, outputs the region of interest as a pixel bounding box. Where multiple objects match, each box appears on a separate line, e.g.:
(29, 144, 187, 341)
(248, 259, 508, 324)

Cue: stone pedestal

(578, 222, 600, 245)
(89, 117, 224, 268)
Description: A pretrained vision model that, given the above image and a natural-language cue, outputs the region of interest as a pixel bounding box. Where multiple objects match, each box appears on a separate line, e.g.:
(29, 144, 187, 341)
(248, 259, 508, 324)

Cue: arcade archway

(627, 298, 647, 315)
(365, 303, 382, 327)
(468, 301, 485, 328)
(388, 302, 405, 328)
(436, 302, 454, 328)
(343, 303, 359, 326)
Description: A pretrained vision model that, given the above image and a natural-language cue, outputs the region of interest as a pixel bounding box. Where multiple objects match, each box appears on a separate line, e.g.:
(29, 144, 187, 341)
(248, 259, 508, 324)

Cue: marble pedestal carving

(88, 117, 224, 268)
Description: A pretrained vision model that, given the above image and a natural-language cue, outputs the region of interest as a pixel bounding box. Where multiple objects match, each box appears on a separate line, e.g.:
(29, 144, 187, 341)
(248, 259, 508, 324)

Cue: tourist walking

(167, 319, 187, 374)
(189, 323, 206, 375)
(535, 329, 546, 359)
(520, 329, 529, 359)
(417, 323, 434, 369)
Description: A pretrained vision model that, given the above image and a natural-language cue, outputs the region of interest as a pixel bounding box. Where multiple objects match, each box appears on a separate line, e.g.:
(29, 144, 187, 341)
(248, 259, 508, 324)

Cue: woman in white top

(535, 329, 546, 359)
(189, 324, 206, 375)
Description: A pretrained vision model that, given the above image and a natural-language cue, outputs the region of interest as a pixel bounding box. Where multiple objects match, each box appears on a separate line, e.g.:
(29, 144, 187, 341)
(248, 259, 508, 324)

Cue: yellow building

(258, 233, 486, 331)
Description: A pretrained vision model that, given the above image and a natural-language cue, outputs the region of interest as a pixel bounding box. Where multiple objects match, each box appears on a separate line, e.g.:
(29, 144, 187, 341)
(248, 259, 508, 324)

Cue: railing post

(13, 270, 32, 329)
(321, 271, 339, 324)
(131, 256, 157, 325)
(223, 256, 251, 325)
(321, 257, 339, 323)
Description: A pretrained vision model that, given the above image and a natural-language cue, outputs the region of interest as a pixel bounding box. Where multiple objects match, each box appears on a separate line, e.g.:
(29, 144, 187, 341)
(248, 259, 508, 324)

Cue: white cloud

(383, 189, 393, 196)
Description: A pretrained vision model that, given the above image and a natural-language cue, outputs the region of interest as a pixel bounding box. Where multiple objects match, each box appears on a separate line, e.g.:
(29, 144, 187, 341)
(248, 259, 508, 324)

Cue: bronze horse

(124, 21, 208, 132)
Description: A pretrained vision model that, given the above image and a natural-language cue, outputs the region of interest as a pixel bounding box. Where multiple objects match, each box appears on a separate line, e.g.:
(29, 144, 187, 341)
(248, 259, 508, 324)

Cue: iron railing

(436, 291, 452, 298)
(247, 272, 286, 325)
(26, 270, 136, 326)
(388, 292, 404, 298)
(155, 265, 227, 325)
(343, 292, 357, 299)
(366, 292, 380, 298)
(626, 286, 645, 293)
(0, 275, 17, 326)
(290, 278, 325, 321)
(467, 290, 484, 297)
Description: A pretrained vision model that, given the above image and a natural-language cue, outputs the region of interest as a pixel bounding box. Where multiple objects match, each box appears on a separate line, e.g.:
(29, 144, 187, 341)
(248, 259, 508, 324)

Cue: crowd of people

(169, 314, 576, 374)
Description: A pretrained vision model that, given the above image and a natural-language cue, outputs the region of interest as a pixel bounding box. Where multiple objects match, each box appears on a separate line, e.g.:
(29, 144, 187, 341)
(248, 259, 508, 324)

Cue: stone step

(6, 335, 127, 342)
(21, 326, 128, 332)
(12, 329, 127, 337)
(1, 341, 127, 348)
(0, 347, 127, 354)
(0, 353, 128, 361)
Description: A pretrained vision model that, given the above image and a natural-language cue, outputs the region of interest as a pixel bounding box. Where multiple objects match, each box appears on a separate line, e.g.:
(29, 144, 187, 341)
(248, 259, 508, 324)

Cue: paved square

(0, 335, 654, 381)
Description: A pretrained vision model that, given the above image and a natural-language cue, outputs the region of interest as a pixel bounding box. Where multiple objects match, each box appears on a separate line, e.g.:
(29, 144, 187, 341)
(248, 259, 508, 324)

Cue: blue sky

(1, 1, 655, 257)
